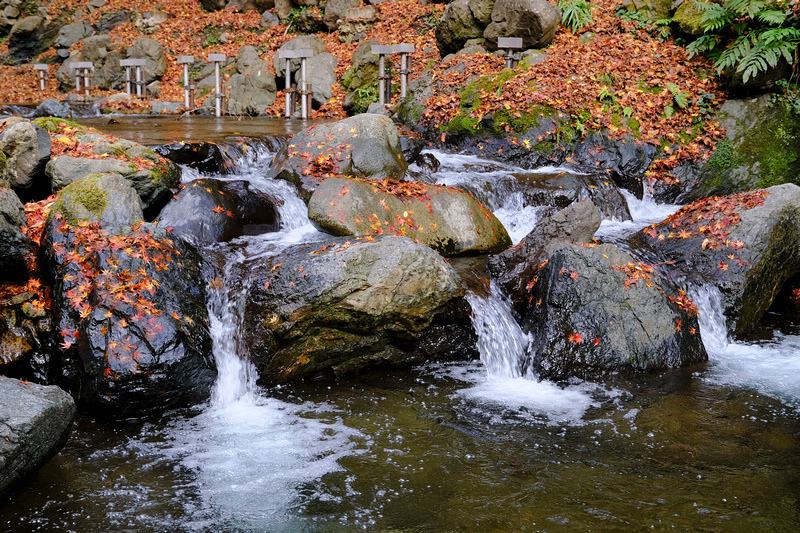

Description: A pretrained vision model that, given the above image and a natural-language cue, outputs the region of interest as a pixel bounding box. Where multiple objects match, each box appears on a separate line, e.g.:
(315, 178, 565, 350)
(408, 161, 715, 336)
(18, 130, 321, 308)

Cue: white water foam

(460, 286, 602, 425)
(694, 285, 800, 409)
(594, 189, 681, 240)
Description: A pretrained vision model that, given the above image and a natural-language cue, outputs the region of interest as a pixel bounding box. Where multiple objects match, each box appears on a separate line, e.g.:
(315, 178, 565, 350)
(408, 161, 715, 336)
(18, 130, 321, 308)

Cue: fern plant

(687, 0, 800, 84)
(559, 0, 595, 33)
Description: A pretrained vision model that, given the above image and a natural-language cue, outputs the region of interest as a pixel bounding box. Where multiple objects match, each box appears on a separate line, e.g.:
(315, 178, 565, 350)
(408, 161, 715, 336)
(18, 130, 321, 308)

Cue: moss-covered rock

(48, 173, 143, 233)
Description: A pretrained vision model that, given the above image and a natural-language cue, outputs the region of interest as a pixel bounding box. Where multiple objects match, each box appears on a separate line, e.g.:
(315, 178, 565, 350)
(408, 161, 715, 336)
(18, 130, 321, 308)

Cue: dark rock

(308, 176, 511, 255)
(79, 35, 122, 90)
(267, 114, 408, 201)
(240, 236, 465, 384)
(54, 20, 94, 49)
(7, 16, 45, 65)
(399, 131, 425, 165)
(126, 38, 167, 83)
(524, 243, 707, 380)
(633, 184, 800, 338)
(0, 186, 29, 280)
(156, 178, 281, 244)
(0, 377, 75, 499)
(323, 0, 361, 31)
(95, 9, 131, 34)
(489, 200, 602, 313)
(435, 0, 493, 57)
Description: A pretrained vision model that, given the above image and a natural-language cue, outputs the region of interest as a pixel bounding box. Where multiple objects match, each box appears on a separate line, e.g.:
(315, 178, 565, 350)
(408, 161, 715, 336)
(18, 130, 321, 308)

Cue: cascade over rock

(489, 199, 602, 313)
(0, 377, 76, 499)
(241, 236, 472, 384)
(42, 176, 215, 419)
(156, 177, 281, 244)
(633, 184, 800, 337)
(524, 243, 707, 380)
(267, 114, 407, 201)
(308, 176, 511, 255)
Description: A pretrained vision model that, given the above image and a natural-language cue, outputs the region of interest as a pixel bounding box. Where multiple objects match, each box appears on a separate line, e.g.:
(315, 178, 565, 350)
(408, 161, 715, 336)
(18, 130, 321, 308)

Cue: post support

(277, 49, 314, 118)
(34, 64, 48, 92)
(71, 62, 94, 99)
(177, 56, 195, 108)
(371, 44, 394, 106)
(208, 53, 227, 117)
(393, 44, 414, 98)
(498, 37, 523, 69)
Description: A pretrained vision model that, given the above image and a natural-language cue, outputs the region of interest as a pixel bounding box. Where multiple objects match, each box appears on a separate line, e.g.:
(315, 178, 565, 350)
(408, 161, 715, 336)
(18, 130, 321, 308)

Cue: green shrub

(559, 0, 595, 33)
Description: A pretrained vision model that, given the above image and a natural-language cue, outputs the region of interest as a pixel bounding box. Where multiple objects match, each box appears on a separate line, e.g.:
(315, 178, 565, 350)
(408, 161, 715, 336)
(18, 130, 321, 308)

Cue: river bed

(1, 117, 798, 532)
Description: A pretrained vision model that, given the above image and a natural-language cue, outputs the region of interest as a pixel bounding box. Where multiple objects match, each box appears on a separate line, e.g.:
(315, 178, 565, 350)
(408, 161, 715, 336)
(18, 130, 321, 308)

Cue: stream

(1, 117, 798, 532)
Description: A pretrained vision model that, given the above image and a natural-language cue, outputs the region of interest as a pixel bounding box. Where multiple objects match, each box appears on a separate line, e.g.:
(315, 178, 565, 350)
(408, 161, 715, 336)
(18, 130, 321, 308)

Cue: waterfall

(465, 285, 530, 379)
(693, 285, 800, 409)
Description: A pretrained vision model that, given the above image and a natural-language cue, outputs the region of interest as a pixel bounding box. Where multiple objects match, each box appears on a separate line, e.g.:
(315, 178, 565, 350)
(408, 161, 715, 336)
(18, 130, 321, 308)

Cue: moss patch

(31, 117, 87, 133)
(50, 175, 108, 226)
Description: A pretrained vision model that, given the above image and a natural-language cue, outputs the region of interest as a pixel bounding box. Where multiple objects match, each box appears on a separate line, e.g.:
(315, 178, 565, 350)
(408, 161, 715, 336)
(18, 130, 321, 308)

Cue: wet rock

(267, 114, 407, 201)
(483, 0, 561, 51)
(524, 243, 707, 380)
(489, 200, 602, 313)
(49, 173, 144, 234)
(0, 186, 29, 279)
(31, 99, 72, 119)
(7, 16, 44, 64)
(156, 178, 281, 244)
(43, 205, 215, 419)
(634, 184, 800, 338)
(241, 236, 465, 384)
(0, 377, 75, 500)
(0, 120, 51, 199)
(399, 131, 425, 165)
(308, 176, 511, 255)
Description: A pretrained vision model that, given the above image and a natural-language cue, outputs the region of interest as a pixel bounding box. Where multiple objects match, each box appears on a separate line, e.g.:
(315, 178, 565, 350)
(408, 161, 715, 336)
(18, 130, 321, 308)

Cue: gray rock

(524, 243, 707, 380)
(225, 0, 262, 12)
(79, 35, 121, 90)
(323, 0, 360, 31)
(435, 0, 492, 57)
(0, 121, 51, 195)
(483, 0, 561, 51)
(54, 20, 94, 49)
(226, 70, 277, 116)
(489, 200, 603, 313)
(241, 235, 466, 384)
(31, 99, 72, 119)
(306, 52, 338, 107)
(267, 114, 408, 201)
(308, 176, 511, 255)
(46, 156, 133, 191)
(49, 173, 144, 234)
(272, 34, 326, 82)
(234, 45, 270, 75)
(7, 16, 44, 64)
(151, 101, 183, 114)
(133, 11, 171, 34)
(0, 377, 75, 500)
(260, 10, 280, 27)
(95, 9, 131, 34)
(341, 39, 380, 114)
(127, 38, 167, 83)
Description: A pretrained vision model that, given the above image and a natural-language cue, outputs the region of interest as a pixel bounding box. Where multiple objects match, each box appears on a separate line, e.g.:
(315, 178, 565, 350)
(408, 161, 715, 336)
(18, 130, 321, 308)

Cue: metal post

(284, 58, 291, 118)
(372, 45, 394, 106)
(208, 53, 226, 118)
(84, 68, 90, 98)
(34, 64, 48, 92)
(498, 37, 523, 69)
(394, 44, 414, 98)
(277, 49, 314, 118)
(300, 56, 308, 119)
(177, 56, 195, 109)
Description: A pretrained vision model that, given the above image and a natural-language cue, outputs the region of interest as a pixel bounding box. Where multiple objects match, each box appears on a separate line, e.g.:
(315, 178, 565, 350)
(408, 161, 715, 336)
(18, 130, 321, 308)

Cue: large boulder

(43, 179, 215, 418)
(489, 199, 602, 313)
(0, 120, 51, 199)
(126, 37, 167, 83)
(634, 185, 800, 337)
(435, 0, 493, 57)
(272, 35, 327, 83)
(306, 52, 338, 108)
(0, 186, 29, 279)
(524, 243, 707, 380)
(79, 35, 122, 90)
(483, 0, 561, 51)
(660, 95, 800, 204)
(308, 176, 511, 255)
(156, 177, 281, 244)
(54, 20, 94, 49)
(7, 16, 44, 65)
(35, 118, 180, 217)
(0, 377, 75, 499)
(323, 0, 361, 30)
(31, 99, 72, 119)
(240, 236, 469, 384)
(226, 71, 277, 116)
(267, 114, 408, 201)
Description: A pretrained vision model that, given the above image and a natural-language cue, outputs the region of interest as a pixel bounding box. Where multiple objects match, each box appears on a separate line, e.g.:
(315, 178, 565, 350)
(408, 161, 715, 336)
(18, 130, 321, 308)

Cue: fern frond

(755, 9, 787, 25)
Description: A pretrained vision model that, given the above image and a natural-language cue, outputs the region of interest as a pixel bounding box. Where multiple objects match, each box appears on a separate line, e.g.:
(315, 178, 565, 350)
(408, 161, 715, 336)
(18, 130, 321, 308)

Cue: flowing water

(2, 133, 799, 531)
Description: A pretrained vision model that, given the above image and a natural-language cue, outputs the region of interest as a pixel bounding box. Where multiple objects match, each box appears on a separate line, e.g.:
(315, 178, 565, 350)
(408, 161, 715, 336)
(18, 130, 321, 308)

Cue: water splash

(594, 189, 681, 241)
(694, 285, 800, 409)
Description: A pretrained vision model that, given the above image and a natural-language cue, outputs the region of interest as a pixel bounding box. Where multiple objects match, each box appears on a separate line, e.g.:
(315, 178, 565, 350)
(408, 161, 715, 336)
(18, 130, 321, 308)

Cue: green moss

(732, 100, 799, 188)
(0, 150, 7, 185)
(149, 162, 180, 188)
(51, 175, 108, 226)
(446, 113, 483, 135)
(31, 117, 86, 133)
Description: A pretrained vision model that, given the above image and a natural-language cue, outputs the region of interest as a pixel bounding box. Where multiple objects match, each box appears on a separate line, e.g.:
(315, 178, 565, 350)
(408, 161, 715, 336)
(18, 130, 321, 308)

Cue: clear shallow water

(2, 143, 800, 531)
